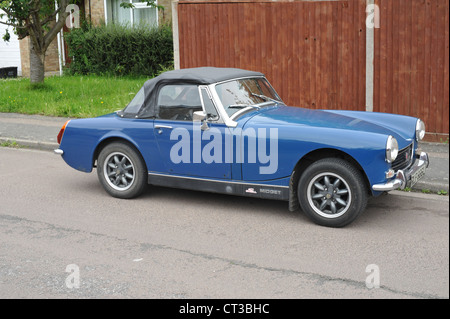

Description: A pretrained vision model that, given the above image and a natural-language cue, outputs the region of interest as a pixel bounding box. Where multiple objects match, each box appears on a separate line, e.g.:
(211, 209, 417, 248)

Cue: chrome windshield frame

(208, 76, 283, 128)
(198, 85, 223, 124)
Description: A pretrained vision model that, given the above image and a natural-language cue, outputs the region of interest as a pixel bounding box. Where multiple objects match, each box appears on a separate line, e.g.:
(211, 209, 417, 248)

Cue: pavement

(0, 112, 448, 193)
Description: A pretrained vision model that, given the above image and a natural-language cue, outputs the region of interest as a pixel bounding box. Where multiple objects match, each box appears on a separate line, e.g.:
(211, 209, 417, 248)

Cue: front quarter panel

(241, 118, 391, 191)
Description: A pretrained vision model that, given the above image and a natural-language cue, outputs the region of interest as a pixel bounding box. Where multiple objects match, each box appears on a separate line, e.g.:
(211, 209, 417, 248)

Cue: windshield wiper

(227, 104, 260, 109)
(251, 93, 280, 104)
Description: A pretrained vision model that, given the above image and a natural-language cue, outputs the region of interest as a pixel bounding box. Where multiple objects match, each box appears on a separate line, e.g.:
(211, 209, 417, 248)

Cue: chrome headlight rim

(386, 135, 399, 164)
(416, 119, 426, 141)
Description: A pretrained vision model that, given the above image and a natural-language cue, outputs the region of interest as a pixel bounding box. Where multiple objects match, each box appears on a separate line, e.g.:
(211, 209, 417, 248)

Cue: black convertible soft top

(120, 67, 265, 118)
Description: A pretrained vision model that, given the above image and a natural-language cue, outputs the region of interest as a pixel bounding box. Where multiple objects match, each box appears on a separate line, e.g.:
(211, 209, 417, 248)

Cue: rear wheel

(297, 158, 368, 227)
(97, 142, 147, 199)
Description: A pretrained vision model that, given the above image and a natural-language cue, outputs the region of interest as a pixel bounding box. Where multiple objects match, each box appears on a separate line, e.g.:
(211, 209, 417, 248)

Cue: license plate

(409, 165, 426, 187)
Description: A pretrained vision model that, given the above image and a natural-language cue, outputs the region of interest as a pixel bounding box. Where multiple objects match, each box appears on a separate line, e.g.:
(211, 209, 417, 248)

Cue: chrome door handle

(154, 125, 173, 130)
(154, 124, 173, 134)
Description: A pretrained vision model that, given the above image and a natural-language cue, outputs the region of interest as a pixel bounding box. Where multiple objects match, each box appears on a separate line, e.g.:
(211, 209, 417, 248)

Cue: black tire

(297, 158, 368, 227)
(97, 142, 147, 199)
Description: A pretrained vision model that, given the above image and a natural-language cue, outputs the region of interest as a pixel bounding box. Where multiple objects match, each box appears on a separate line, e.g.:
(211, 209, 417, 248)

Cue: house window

(106, 0, 158, 27)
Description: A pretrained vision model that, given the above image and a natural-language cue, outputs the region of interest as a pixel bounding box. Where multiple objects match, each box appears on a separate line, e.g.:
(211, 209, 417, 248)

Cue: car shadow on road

(140, 184, 306, 220)
(76, 177, 418, 228)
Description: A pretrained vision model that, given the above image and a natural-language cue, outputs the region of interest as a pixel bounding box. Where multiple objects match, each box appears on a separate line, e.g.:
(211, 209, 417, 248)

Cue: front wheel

(97, 142, 147, 199)
(297, 158, 368, 227)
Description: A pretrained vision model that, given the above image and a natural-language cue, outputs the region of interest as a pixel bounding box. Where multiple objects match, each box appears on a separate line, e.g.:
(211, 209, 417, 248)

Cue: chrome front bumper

(372, 152, 430, 192)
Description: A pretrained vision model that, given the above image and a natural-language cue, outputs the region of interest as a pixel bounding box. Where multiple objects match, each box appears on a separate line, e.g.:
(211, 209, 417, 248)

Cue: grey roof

(122, 67, 265, 118)
(143, 67, 264, 87)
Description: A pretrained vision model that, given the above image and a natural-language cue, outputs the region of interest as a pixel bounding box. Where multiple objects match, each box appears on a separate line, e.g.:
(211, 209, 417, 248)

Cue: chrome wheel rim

(307, 172, 352, 219)
(103, 152, 135, 191)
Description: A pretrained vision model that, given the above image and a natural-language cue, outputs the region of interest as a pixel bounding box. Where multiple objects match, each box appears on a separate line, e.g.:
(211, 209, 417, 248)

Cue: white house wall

(0, 9, 22, 76)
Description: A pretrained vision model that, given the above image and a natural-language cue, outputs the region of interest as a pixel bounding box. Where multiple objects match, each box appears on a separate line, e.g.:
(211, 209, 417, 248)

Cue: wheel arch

(93, 136, 145, 169)
(289, 148, 372, 211)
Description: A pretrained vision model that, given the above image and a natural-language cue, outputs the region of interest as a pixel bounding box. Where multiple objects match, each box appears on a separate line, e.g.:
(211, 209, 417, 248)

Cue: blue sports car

(55, 67, 429, 227)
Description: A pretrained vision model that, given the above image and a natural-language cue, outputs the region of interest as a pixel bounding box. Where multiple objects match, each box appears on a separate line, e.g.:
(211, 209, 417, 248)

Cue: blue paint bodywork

(59, 104, 419, 197)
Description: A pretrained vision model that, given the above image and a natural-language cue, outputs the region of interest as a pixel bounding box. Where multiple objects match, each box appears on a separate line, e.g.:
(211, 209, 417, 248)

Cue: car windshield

(214, 78, 283, 118)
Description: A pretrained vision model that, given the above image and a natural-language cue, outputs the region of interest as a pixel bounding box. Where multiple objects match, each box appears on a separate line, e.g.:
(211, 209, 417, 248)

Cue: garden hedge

(65, 23, 173, 77)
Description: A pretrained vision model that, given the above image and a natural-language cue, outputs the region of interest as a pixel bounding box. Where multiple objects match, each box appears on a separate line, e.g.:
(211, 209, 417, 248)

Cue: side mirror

(193, 110, 207, 122)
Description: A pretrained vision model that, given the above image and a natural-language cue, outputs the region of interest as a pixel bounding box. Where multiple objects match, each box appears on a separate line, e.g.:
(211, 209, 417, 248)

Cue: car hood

(245, 105, 417, 149)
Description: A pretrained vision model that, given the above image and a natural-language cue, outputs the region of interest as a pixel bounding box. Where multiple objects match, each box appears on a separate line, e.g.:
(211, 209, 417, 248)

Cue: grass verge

(0, 75, 148, 118)
(0, 140, 27, 149)
(400, 187, 449, 196)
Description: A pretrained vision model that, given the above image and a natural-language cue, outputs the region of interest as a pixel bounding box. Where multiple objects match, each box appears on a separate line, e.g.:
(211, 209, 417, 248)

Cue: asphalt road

(0, 147, 448, 299)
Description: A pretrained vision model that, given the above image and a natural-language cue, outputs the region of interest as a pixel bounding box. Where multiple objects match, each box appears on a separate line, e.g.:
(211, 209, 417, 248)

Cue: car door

(152, 84, 231, 179)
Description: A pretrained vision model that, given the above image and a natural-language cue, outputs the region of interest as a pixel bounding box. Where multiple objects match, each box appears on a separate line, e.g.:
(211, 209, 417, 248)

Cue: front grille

(392, 143, 414, 171)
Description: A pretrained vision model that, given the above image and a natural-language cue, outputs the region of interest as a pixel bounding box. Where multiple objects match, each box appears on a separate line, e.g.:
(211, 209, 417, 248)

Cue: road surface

(0, 147, 448, 299)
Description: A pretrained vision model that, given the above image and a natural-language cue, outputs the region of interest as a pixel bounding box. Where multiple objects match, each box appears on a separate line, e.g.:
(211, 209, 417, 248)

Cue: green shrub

(65, 23, 173, 77)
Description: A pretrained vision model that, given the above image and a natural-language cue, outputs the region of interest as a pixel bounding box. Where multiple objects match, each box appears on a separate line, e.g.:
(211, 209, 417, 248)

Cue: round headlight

(386, 135, 399, 163)
(416, 119, 426, 141)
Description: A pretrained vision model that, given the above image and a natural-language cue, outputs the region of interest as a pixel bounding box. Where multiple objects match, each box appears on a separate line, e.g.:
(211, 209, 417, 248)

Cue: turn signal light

(57, 120, 70, 144)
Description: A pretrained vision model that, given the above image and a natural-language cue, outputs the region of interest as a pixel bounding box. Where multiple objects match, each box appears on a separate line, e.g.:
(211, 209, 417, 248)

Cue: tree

(0, 0, 71, 84)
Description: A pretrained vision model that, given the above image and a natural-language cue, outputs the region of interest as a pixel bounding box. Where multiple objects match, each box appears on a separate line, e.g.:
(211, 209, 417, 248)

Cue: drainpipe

(104, 0, 108, 24)
(56, 1, 63, 76)
(172, 0, 180, 70)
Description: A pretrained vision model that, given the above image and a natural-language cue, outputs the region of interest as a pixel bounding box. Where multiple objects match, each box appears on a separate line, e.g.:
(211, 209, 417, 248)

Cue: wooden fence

(176, 0, 449, 139)
(374, 0, 449, 140)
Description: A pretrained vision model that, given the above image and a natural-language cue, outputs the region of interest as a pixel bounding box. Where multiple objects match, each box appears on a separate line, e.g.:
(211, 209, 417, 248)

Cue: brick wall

(45, 38, 60, 75)
(159, 0, 172, 24)
(84, 0, 106, 25)
(19, 39, 29, 78)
